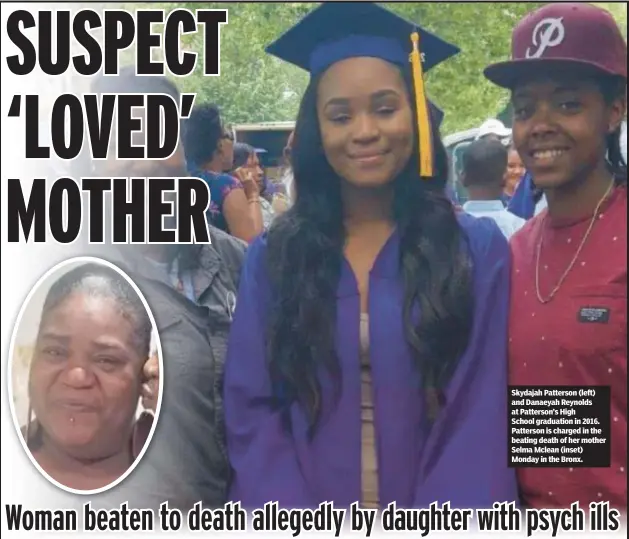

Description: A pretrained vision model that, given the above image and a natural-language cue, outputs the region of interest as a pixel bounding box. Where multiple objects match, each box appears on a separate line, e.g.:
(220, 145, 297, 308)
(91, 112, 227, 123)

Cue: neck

(466, 186, 503, 202)
(203, 157, 224, 174)
(35, 432, 132, 490)
(503, 183, 517, 197)
(545, 161, 614, 220)
(341, 183, 395, 235)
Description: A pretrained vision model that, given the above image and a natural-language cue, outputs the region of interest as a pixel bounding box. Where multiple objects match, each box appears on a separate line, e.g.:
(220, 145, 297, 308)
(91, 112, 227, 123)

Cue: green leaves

(387, 2, 546, 134)
(121, 2, 625, 134)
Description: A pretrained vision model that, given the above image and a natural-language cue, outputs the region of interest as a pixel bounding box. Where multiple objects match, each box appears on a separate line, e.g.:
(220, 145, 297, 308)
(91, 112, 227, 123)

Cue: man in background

(88, 67, 245, 509)
(462, 138, 525, 239)
(475, 118, 511, 143)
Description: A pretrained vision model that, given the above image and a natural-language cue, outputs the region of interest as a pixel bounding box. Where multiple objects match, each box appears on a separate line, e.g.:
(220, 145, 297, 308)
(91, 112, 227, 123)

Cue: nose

(528, 102, 559, 139)
(352, 112, 380, 144)
(59, 364, 96, 389)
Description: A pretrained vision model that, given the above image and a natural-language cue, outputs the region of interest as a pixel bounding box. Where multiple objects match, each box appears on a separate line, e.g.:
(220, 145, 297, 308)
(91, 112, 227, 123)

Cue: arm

(223, 185, 264, 244)
(224, 237, 315, 508)
(418, 218, 519, 508)
(233, 168, 265, 238)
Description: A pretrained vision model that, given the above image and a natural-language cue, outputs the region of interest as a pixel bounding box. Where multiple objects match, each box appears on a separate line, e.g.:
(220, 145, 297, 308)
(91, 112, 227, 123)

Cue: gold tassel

(410, 31, 434, 178)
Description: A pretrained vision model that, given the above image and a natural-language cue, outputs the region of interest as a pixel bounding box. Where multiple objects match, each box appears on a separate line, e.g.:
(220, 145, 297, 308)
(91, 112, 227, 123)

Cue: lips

(350, 151, 389, 167)
(528, 147, 569, 166)
(56, 399, 98, 412)
(531, 149, 567, 159)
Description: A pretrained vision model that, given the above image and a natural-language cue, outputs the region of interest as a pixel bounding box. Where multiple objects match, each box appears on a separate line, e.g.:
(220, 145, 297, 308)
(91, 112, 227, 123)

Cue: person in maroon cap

(485, 3, 627, 510)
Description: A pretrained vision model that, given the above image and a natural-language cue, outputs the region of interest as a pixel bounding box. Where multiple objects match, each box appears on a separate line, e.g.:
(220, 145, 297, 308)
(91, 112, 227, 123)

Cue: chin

(529, 172, 572, 191)
(46, 415, 99, 444)
(522, 161, 565, 187)
(49, 427, 98, 449)
(344, 170, 396, 189)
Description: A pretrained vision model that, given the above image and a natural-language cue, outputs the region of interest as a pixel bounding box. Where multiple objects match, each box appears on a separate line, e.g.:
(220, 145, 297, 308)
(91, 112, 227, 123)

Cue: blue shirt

(463, 200, 526, 239)
(190, 169, 244, 233)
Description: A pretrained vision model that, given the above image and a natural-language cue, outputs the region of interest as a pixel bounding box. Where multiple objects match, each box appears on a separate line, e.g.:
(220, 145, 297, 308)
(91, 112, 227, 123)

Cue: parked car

(443, 128, 480, 205)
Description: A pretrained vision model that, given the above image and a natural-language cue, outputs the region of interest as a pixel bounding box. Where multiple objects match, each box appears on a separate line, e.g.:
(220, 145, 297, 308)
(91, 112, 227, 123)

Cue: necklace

(535, 179, 615, 304)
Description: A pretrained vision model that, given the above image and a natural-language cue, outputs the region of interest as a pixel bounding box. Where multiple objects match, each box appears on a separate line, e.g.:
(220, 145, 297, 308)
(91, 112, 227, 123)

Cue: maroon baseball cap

(484, 3, 627, 89)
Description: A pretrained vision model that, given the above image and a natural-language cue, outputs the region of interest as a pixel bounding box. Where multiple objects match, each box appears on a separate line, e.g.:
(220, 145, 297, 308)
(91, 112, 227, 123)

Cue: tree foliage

(119, 2, 626, 135)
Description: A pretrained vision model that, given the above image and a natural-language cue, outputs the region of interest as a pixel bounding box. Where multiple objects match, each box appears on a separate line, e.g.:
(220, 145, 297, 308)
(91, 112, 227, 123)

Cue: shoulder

(216, 173, 243, 189)
(510, 212, 543, 256)
(457, 210, 509, 262)
(244, 231, 269, 264)
(501, 209, 526, 231)
(209, 225, 248, 276)
(240, 233, 271, 287)
(210, 225, 247, 260)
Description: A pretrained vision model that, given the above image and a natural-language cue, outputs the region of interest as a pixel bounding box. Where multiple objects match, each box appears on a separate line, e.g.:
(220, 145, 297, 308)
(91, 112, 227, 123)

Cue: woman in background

(23, 263, 153, 491)
(485, 2, 627, 509)
(184, 104, 264, 243)
(224, 2, 517, 509)
(503, 144, 525, 205)
(232, 143, 276, 229)
(232, 143, 291, 227)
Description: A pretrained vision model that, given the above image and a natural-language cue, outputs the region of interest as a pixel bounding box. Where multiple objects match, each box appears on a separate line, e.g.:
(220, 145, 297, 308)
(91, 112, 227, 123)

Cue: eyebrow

(38, 333, 131, 355)
(92, 341, 128, 353)
(38, 332, 70, 345)
(323, 89, 401, 110)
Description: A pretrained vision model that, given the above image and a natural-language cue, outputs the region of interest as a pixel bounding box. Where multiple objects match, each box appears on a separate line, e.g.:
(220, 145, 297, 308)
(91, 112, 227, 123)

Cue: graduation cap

(266, 2, 459, 178)
(429, 102, 445, 130)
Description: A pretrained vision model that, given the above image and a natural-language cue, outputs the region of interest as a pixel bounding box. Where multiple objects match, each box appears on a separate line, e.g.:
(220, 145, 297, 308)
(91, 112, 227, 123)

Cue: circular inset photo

(8, 256, 163, 495)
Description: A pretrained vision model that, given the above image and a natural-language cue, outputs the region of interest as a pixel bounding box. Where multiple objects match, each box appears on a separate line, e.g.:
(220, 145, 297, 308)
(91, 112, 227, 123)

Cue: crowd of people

(181, 103, 292, 243)
(22, 2, 626, 513)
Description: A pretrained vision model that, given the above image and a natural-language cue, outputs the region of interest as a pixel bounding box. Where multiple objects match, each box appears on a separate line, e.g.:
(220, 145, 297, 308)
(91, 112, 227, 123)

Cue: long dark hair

(265, 68, 474, 437)
(184, 103, 224, 167)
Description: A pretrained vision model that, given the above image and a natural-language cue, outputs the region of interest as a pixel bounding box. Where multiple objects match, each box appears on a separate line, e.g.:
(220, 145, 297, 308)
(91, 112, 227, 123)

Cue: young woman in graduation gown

(224, 2, 518, 510)
(485, 3, 627, 510)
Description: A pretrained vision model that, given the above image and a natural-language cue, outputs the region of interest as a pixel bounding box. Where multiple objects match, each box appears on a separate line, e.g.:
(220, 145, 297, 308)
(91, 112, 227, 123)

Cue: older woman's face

(29, 292, 145, 460)
(316, 57, 414, 188)
(246, 152, 264, 189)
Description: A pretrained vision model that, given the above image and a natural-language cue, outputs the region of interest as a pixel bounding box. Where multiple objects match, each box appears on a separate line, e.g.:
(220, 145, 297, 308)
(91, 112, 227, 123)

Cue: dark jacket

(98, 227, 246, 510)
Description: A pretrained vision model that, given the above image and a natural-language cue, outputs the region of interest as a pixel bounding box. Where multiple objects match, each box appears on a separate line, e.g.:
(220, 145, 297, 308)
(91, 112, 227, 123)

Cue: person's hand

(271, 194, 289, 214)
(234, 167, 260, 200)
(141, 353, 159, 412)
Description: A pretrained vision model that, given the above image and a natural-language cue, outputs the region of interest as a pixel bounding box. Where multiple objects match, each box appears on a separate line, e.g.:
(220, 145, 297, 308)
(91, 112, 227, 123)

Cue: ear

(608, 93, 627, 134)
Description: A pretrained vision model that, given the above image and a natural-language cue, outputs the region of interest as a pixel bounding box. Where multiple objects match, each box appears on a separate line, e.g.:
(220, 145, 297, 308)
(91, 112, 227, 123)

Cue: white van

(231, 122, 294, 181)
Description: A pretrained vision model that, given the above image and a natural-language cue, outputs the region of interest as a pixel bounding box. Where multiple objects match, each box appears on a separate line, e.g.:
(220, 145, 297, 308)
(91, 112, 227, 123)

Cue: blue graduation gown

(508, 171, 536, 219)
(224, 213, 518, 509)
